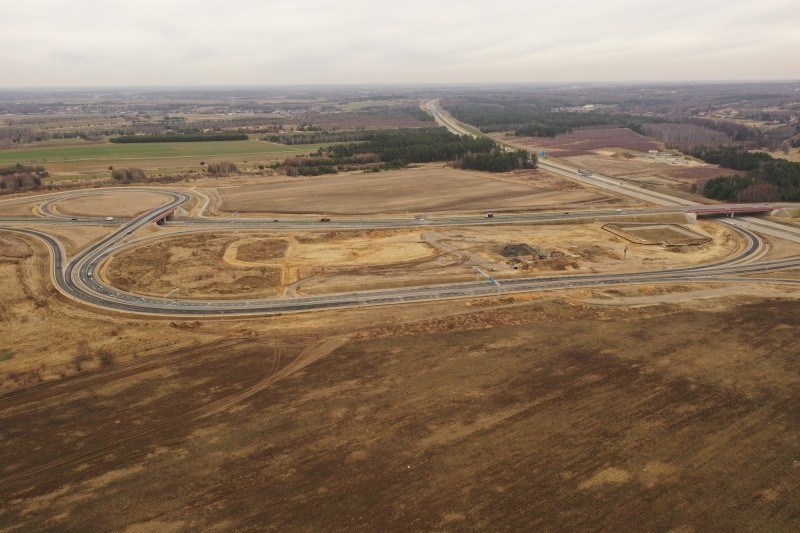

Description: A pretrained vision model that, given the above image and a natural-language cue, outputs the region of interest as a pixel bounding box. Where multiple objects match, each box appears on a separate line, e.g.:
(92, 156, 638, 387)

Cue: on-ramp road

(3, 186, 800, 316)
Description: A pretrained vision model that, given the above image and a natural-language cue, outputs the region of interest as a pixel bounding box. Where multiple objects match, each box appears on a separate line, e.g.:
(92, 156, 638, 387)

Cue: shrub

(111, 168, 146, 183)
(97, 349, 116, 367)
(207, 161, 239, 175)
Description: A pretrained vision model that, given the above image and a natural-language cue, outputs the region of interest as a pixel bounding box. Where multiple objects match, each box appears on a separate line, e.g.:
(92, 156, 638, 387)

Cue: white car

(105, 216, 114, 221)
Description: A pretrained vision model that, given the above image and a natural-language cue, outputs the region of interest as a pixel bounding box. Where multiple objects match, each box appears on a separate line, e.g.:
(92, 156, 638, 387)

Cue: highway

(425, 101, 800, 244)
(3, 105, 800, 315)
(2, 185, 800, 316)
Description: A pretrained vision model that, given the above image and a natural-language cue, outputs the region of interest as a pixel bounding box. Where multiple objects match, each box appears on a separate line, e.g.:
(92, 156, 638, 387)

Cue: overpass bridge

(686, 206, 776, 218)
(153, 208, 177, 225)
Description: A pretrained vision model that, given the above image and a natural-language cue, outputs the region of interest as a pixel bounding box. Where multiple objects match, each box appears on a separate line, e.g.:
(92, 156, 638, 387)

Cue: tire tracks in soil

(197, 334, 350, 419)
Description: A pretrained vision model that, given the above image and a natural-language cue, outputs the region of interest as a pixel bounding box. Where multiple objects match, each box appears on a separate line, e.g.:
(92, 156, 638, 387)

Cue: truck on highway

(485, 213, 494, 218)
(578, 169, 592, 176)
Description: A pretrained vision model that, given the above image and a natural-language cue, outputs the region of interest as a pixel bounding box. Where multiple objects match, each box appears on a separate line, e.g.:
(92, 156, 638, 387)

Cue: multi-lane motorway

(2, 105, 800, 316)
(2, 183, 800, 316)
(426, 99, 800, 245)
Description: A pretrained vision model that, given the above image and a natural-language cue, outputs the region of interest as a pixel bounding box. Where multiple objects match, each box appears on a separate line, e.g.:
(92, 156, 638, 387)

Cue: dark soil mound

(500, 243, 536, 257)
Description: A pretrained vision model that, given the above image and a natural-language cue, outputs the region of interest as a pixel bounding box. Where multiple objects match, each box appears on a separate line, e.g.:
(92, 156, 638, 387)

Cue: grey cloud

(1, 0, 798, 86)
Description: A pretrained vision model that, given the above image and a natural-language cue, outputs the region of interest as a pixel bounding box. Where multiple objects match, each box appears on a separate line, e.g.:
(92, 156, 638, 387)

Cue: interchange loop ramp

(3, 188, 798, 317)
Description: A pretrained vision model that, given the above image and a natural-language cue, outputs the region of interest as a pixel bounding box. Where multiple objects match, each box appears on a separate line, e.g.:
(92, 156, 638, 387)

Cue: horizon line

(1, 79, 800, 92)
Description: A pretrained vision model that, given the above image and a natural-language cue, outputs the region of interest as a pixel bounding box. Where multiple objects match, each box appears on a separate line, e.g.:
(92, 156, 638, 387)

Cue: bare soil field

(103, 220, 741, 298)
(216, 164, 623, 215)
(52, 191, 171, 218)
(104, 233, 285, 299)
(493, 130, 739, 192)
(564, 151, 744, 189)
(498, 127, 662, 157)
(604, 223, 711, 246)
(583, 283, 800, 307)
(2, 295, 800, 530)
(666, 165, 748, 182)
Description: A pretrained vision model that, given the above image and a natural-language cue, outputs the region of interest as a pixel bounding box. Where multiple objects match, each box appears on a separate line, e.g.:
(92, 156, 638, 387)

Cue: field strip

(24, 148, 312, 164)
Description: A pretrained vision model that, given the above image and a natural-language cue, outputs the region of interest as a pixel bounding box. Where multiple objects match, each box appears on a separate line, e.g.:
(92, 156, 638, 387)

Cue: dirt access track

(214, 164, 627, 215)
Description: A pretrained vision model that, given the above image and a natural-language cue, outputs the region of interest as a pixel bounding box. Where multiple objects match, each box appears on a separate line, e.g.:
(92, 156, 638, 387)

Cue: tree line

(0, 164, 48, 194)
(0, 116, 282, 146)
(694, 146, 800, 201)
(327, 128, 496, 161)
(109, 133, 248, 143)
(513, 112, 652, 137)
(444, 102, 657, 136)
(457, 149, 536, 172)
(263, 130, 378, 145)
(690, 146, 774, 171)
(280, 128, 536, 176)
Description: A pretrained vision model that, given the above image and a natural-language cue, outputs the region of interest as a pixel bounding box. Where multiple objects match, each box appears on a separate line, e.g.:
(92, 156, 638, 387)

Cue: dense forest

(701, 176, 781, 203)
(644, 119, 797, 152)
(694, 147, 800, 201)
(443, 101, 657, 136)
(263, 130, 377, 145)
(109, 133, 248, 143)
(513, 112, 652, 137)
(281, 127, 535, 176)
(458, 149, 536, 172)
(442, 87, 799, 151)
(690, 146, 774, 171)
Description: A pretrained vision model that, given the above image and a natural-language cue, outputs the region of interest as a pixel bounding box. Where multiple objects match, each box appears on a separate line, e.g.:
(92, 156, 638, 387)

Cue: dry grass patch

(217, 164, 621, 215)
(105, 233, 283, 299)
(53, 191, 171, 218)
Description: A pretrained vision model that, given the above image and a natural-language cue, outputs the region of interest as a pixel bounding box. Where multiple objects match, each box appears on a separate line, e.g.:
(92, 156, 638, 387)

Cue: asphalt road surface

(3, 184, 800, 316)
(4, 109, 800, 317)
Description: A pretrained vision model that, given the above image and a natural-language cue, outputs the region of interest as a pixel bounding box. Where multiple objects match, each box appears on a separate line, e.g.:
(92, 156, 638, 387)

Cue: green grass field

(0, 139, 325, 167)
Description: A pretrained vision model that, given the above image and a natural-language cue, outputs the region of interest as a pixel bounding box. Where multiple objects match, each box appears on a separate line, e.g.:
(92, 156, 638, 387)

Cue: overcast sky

(2, 0, 798, 87)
